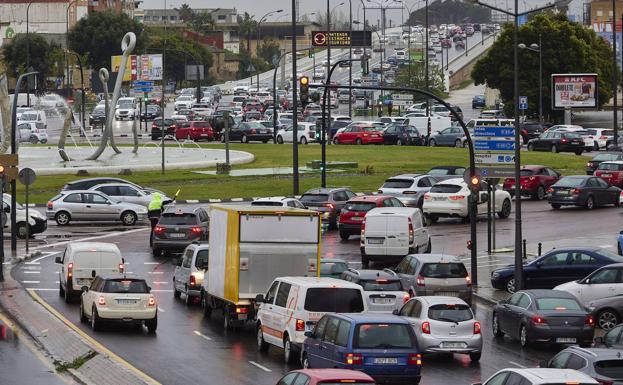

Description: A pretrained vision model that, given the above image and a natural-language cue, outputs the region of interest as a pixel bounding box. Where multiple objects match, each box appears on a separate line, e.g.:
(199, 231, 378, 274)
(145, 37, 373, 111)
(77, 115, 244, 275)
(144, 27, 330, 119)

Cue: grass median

(18, 143, 589, 204)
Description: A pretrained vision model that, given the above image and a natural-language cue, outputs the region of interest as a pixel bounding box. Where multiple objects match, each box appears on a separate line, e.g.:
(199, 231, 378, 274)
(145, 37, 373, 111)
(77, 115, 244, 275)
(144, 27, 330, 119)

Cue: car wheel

(498, 199, 511, 218)
(145, 316, 157, 333)
(277, 135, 283, 144)
(519, 324, 529, 348)
(201, 292, 213, 318)
(91, 306, 101, 331)
(300, 136, 307, 145)
(463, 140, 469, 148)
(425, 239, 432, 253)
(339, 229, 350, 241)
(533, 185, 545, 201)
(594, 142, 600, 151)
(55, 211, 71, 226)
(64, 283, 73, 303)
(428, 214, 439, 225)
(333, 137, 340, 144)
(597, 309, 620, 330)
(492, 313, 504, 337)
(585, 195, 595, 210)
(505, 277, 516, 294)
(429, 139, 436, 147)
(41, 139, 47, 144)
(241, 135, 248, 143)
(356, 138, 362, 145)
(16, 222, 29, 239)
(121, 211, 137, 226)
(184, 291, 194, 306)
(257, 325, 269, 352)
(173, 285, 181, 299)
(79, 301, 88, 323)
(301, 352, 311, 368)
(575, 150, 583, 155)
(551, 203, 561, 210)
(455, 139, 462, 148)
(469, 352, 481, 362)
(223, 309, 231, 330)
(284, 335, 296, 364)
(29, 136, 38, 145)
(361, 255, 369, 269)
(397, 139, 403, 146)
(59, 281, 65, 297)
(527, 143, 534, 151)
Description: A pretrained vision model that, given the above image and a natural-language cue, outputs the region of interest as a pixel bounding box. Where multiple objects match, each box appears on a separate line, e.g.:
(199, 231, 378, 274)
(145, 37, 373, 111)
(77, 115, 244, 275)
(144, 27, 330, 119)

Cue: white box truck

(408, 115, 452, 135)
(200, 204, 321, 330)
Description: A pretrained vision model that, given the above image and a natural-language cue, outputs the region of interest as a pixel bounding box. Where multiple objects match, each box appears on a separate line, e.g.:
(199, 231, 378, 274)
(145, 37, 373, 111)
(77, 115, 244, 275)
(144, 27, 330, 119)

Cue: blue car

(301, 313, 422, 384)
(490, 247, 623, 294)
(618, 231, 623, 255)
(472, 95, 486, 109)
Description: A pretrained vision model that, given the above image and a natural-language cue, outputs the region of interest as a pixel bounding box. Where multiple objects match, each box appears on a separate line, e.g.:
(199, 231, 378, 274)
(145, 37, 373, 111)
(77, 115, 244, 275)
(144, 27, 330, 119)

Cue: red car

(338, 195, 404, 240)
(502, 165, 561, 200)
(441, 38, 452, 48)
(333, 124, 384, 145)
(594, 161, 623, 187)
(275, 369, 375, 385)
(244, 101, 264, 113)
(175, 120, 214, 141)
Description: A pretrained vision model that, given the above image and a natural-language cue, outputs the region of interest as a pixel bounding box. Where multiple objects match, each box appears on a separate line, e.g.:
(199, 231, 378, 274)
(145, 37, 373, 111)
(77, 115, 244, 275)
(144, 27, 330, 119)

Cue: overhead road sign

(311, 31, 372, 47)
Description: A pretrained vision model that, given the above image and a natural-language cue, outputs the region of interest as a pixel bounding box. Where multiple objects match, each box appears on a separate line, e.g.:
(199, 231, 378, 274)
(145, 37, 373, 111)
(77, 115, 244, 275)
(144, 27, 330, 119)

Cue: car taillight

(235, 307, 248, 314)
(360, 218, 366, 244)
(585, 314, 595, 326)
(324, 203, 335, 209)
(296, 319, 305, 331)
(408, 218, 414, 244)
(408, 353, 422, 365)
(448, 195, 465, 200)
(416, 274, 425, 287)
(148, 296, 156, 307)
(531, 315, 547, 325)
(596, 379, 613, 385)
(571, 188, 581, 195)
(47, 201, 53, 209)
(403, 293, 410, 304)
(561, 138, 568, 143)
(189, 274, 196, 286)
(424, 193, 431, 201)
(587, 162, 591, 167)
(474, 322, 481, 334)
(466, 275, 472, 287)
(98, 296, 106, 305)
(118, 263, 124, 273)
(251, 129, 256, 134)
(67, 262, 73, 278)
(345, 353, 363, 365)
(600, 135, 608, 139)
(154, 226, 165, 234)
(191, 227, 202, 234)
(422, 321, 430, 334)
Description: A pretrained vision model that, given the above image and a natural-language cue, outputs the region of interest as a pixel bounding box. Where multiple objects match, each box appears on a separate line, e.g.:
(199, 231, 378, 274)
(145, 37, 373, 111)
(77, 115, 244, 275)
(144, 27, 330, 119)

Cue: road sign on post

(18, 167, 35, 255)
(519, 95, 528, 110)
(473, 126, 515, 178)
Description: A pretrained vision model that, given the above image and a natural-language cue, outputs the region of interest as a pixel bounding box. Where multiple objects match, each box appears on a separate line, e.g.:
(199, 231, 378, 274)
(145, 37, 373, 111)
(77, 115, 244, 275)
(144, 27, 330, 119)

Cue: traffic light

(299, 76, 310, 106)
(361, 56, 369, 75)
(0, 155, 18, 182)
(468, 174, 481, 193)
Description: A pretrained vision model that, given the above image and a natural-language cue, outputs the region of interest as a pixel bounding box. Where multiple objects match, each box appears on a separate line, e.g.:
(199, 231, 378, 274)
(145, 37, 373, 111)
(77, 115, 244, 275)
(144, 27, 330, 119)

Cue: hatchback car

(527, 131, 584, 155)
(175, 120, 214, 141)
(377, 174, 438, 208)
(491, 290, 595, 348)
(151, 206, 210, 257)
(301, 313, 422, 384)
(151, 118, 177, 140)
(586, 153, 623, 175)
(547, 176, 621, 210)
(428, 127, 467, 148)
(46, 190, 147, 226)
(333, 124, 384, 145)
(275, 369, 376, 385)
(251, 197, 306, 208)
(475, 368, 599, 385)
(338, 195, 404, 240)
(382, 124, 425, 146)
(173, 243, 209, 305)
(89, 183, 170, 208)
(320, 258, 349, 279)
(595, 161, 623, 188)
(341, 269, 409, 313)
(396, 296, 482, 361)
(541, 346, 623, 385)
(300, 188, 357, 229)
(502, 165, 561, 200)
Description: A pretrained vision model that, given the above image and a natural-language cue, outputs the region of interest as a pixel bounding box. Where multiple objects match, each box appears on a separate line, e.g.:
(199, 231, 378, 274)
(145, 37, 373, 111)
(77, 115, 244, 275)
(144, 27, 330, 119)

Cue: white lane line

(29, 227, 149, 251)
(31, 288, 57, 291)
(29, 251, 62, 264)
(24, 262, 40, 265)
(150, 289, 173, 292)
(600, 245, 613, 248)
(23, 271, 40, 274)
(41, 329, 48, 334)
(148, 272, 164, 275)
(509, 361, 526, 368)
(144, 262, 159, 265)
(22, 281, 40, 284)
(248, 361, 271, 372)
(193, 330, 212, 341)
(152, 282, 168, 284)
(157, 307, 166, 313)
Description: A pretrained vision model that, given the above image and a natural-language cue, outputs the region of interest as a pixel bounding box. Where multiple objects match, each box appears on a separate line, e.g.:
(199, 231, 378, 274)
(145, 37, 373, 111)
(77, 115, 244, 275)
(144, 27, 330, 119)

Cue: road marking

(157, 307, 165, 313)
(26, 289, 163, 385)
(144, 262, 160, 265)
(509, 361, 526, 368)
(148, 272, 164, 275)
(29, 251, 62, 264)
(29, 227, 149, 251)
(41, 329, 48, 333)
(193, 330, 212, 341)
(30, 288, 57, 291)
(248, 361, 271, 372)
(22, 281, 40, 284)
(24, 262, 40, 265)
(23, 271, 40, 274)
(152, 281, 168, 284)
(600, 245, 612, 248)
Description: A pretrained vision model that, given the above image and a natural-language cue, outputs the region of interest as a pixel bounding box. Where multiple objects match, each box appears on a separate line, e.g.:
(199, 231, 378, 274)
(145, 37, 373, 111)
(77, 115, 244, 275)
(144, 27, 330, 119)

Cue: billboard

(185, 65, 205, 81)
(111, 55, 138, 82)
(311, 31, 372, 47)
(140, 54, 163, 81)
(551, 73, 598, 109)
(112, 54, 163, 82)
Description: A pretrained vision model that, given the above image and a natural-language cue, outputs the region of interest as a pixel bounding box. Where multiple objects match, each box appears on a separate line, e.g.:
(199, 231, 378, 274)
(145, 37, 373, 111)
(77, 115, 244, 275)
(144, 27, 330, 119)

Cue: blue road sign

(133, 81, 154, 87)
(474, 140, 516, 151)
(473, 126, 515, 137)
(133, 87, 153, 93)
(519, 95, 528, 110)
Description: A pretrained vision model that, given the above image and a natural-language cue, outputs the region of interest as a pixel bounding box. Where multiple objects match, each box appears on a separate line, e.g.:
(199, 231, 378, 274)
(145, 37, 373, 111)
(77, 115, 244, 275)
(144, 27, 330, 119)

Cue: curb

(473, 289, 497, 307)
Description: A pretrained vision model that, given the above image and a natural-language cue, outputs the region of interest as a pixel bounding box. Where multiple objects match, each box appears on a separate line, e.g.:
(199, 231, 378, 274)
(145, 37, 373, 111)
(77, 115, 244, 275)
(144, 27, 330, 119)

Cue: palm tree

(178, 3, 193, 22)
(238, 12, 257, 51)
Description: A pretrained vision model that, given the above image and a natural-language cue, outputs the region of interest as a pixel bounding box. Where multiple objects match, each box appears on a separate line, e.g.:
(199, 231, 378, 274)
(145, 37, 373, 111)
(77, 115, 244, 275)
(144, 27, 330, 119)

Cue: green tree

(394, 61, 446, 99)
(1, 33, 58, 82)
(178, 3, 194, 22)
(408, 0, 490, 25)
(68, 10, 144, 71)
(238, 12, 257, 51)
(237, 47, 270, 79)
(471, 13, 616, 120)
(257, 37, 281, 66)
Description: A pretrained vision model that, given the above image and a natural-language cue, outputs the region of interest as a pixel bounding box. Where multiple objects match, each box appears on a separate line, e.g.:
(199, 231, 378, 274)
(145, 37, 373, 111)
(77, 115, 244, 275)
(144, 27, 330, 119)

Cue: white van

(56, 242, 125, 303)
(18, 110, 47, 129)
(360, 207, 430, 268)
(173, 243, 209, 305)
(256, 277, 367, 364)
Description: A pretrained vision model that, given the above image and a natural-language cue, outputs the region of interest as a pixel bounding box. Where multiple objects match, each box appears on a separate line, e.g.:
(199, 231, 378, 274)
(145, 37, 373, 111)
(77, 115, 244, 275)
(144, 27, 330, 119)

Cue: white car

(174, 95, 196, 111)
(38, 93, 65, 109)
(170, 114, 189, 122)
(378, 174, 438, 208)
(79, 274, 158, 333)
(16, 121, 48, 144)
(173, 243, 209, 305)
(251, 197, 306, 208)
(341, 268, 409, 313)
(88, 183, 170, 208)
(585, 128, 614, 150)
(191, 103, 213, 116)
(554, 263, 623, 306)
(276, 122, 316, 144)
(477, 368, 598, 385)
(423, 178, 512, 223)
(18, 110, 47, 129)
(114, 97, 137, 121)
(16, 107, 33, 120)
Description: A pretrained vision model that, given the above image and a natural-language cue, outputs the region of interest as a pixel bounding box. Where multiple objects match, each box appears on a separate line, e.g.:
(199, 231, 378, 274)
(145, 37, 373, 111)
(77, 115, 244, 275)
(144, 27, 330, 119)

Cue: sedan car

(46, 190, 147, 226)
(395, 296, 482, 362)
(382, 124, 425, 146)
(174, 120, 214, 141)
(333, 124, 384, 145)
(491, 290, 595, 348)
(88, 183, 170, 208)
(527, 131, 584, 155)
(338, 195, 405, 240)
(89, 105, 106, 127)
(228, 121, 273, 143)
(502, 165, 561, 200)
(140, 104, 161, 121)
(491, 247, 623, 294)
(377, 174, 438, 208)
(547, 176, 621, 210)
(151, 118, 177, 140)
(428, 126, 467, 148)
(587, 153, 623, 175)
(151, 206, 210, 257)
(79, 274, 157, 333)
(300, 188, 357, 229)
(62, 177, 163, 196)
(275, 369, 376, 385)
(555, 263, 623, 309)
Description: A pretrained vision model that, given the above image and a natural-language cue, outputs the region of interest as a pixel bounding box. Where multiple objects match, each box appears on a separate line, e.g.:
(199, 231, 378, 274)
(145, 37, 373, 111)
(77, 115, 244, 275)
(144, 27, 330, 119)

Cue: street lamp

(26, 1, 36, 107)
(518, 33, 542, 124)
(256, 9, 283, 91)
(66, 0, 78, 100)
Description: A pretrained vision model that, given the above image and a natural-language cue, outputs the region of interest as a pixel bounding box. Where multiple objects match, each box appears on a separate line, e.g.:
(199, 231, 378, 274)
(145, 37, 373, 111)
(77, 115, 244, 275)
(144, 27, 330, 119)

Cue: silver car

(377, 174, 438, 208)
(46, 190, 148, 226)
(88, 183, 170, 208)
(395, 296, 483, 362)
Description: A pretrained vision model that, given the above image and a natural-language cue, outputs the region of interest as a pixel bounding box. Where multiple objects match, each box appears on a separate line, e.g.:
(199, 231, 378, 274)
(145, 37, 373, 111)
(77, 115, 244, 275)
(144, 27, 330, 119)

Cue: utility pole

(291, 0, 299, 195)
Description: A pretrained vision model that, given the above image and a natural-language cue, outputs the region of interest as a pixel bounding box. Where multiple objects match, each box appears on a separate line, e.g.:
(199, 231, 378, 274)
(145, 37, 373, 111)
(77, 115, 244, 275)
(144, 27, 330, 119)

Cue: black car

(228, 121, 273, 143)
(151, 118, 176, 140)
(206, 114, 236, 138)
(427, 165, 466, 181)
(383, 124, 425, 146)
(89, 106, 106, 127)
(586, 152, 623, 175)
(490, 247, 623, 293)
(492, 289, 594, 348)
(330, 120, 350, 138)
(527, 131, 584, 155)
(300, 187, 357, 229)
(547, 175, 621, 210)
(140, 104, 161, 121)
(472, 95, 486, 109)
(151, 206, 210, 257)
(519, 121, 546, 144)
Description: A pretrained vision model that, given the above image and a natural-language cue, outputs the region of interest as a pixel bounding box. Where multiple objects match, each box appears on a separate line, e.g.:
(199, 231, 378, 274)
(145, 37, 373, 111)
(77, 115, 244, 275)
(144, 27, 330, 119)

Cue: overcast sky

(140, 0, 585, 26)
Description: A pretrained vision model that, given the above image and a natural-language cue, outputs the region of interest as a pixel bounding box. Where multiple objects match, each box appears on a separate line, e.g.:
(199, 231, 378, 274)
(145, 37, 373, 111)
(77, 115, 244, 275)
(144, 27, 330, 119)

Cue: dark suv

(519, 121, 546, 144)
(586, 152, 623, 175)
(151, 118, 176, 140)
(151, 206, 210, 257)
(300, 187, 357, 229)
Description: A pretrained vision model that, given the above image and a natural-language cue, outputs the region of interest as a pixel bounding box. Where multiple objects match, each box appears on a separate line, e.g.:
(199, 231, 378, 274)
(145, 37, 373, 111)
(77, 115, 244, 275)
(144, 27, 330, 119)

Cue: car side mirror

(55, 256, 62, 264)
(255, 294, 265, 303)
(392, 309, 400, 315)
(304, 331, 314, 338)
(595, 336, 604, 344)
(81, 286, 89, 293)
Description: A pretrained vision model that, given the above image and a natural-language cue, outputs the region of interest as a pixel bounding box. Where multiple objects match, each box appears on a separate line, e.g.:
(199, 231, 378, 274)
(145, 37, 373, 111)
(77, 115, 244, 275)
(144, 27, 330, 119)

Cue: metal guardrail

(445, 32, 497, 70)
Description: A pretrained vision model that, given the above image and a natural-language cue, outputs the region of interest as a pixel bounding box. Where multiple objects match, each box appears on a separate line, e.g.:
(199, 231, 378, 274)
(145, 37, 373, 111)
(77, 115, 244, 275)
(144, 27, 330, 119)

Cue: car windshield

(320, 262, 348, 276)
(360, 279, 403, 291)
(594, 153, 622, 161)
(103, 279, 149, 294)
(420, 263, 468, 278)
(304, 288, 364, 312)
(382, 179, 413, 189)
(428, 304, 473, 322)
(193, 121, 210, 128)
(20, 113, 38, 120)
(300, 194, 329, 203)
(520, 169, 535, 176)
(158, 213, 197, 225)
(535, 298, 583, 311)
(354, 323, 415, 349)
(554, 177, 586, 188)
(118, 101, 133, 108)
(430, 184, 462, 194)
(344, 202, 376, 212)
(598, 163, 623, 171)
(194, 250, 209, 269)
(594, 360, 623, 378)
(562, 133, 581, 139)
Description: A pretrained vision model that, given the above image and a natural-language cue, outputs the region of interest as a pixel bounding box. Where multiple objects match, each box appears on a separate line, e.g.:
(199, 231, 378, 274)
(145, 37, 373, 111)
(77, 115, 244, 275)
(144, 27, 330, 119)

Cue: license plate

(374, 357, 398, 364)
(368, 238, 384, 244)
(433, 197, 445, 201)
(169, 233, 186, 238)
(556, 337, 576, 343)
(77, 279, 92, 285)
(571, 141, 580, 144)
(373, 298, 393, 304)
(509, 185, 515, 189)
(351, 216, 363, 221)
(602, 174, 612, 177)
(557, 190, 569, 195)
(441, 342, 467, 348)
(117, 299, 137, 305)
(237, 314, 248, 321)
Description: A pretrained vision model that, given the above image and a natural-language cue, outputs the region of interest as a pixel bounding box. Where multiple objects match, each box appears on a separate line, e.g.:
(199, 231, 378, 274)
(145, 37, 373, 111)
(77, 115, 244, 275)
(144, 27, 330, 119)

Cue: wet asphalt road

(8, 199, 622, 385)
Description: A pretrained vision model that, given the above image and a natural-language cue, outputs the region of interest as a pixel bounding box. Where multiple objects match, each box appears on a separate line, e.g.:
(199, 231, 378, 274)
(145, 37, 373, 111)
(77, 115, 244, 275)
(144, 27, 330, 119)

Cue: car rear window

(354, 323, 415, 348)
(304, 288, 365, 312)
(320, 262, 348, 276)
(300, 194, 329, 203)
(535, 298, 582, 311)
(428, 168, 451, 176)
(359, 279, 403, 291)
(430, 184, 462, 194)
(344, 202, 376, 212)
(194, 250, 209, 269)
(251, 201, 283, 207)
(159, 213, 197, 225)
(103, 279, 149, 293)
(428, 304, 473, 322)
(193, 121, 210, 128)
(520, 169, 534, 176)
(598, 163, 623, 171)
(420, 262, 468, 278)
(554, 177, 586, 188)
(382, 179, 414, 189)
(594, 360, 623, 378)
(562, 133, 581, 139)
